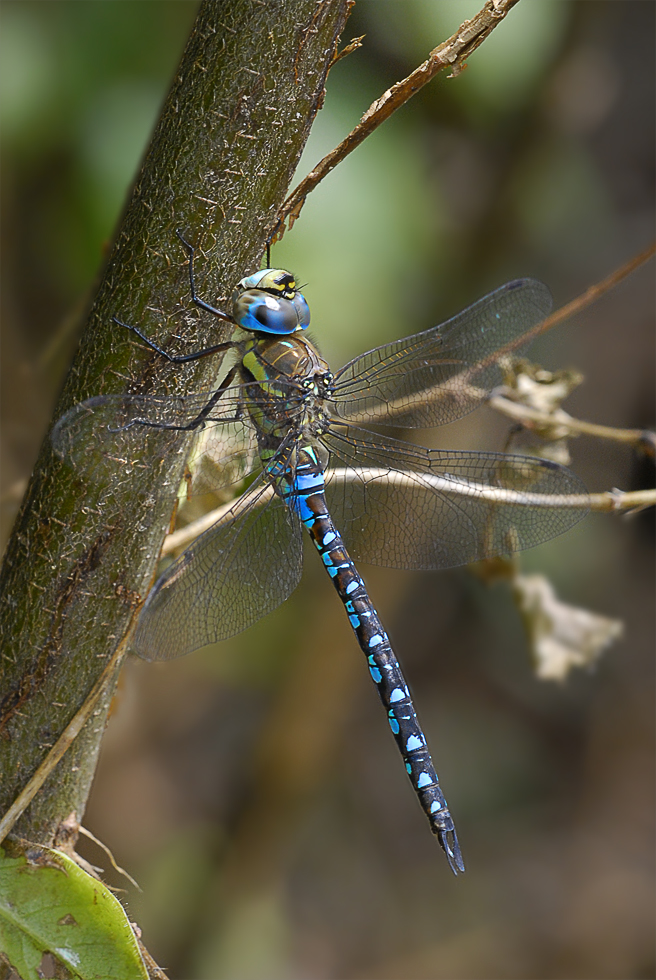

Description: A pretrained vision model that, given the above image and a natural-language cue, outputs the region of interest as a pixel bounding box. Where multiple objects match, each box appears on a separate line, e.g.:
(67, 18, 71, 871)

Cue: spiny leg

(176, 229, 234, 322)
(112, 229, 238, 363)
(114, 314, 236, 365)
(111, 365, 240, 433)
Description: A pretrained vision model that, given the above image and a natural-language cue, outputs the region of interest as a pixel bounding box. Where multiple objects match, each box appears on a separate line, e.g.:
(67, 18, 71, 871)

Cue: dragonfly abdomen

(285, 445, 465, 874)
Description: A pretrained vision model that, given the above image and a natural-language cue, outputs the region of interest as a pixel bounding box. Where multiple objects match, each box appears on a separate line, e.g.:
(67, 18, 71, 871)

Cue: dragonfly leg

(111, 366, 240, 433)
(113, 315, 236, 364)
(176, 229, 234, 322)
(184, 365, 240, 428)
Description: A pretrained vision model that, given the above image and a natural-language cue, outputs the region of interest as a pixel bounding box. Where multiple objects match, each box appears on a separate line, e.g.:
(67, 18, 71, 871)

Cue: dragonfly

(52, 233, 588, 874)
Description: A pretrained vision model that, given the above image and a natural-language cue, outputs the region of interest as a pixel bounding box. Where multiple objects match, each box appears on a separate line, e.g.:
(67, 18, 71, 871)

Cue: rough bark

(0, 0, 351, 842)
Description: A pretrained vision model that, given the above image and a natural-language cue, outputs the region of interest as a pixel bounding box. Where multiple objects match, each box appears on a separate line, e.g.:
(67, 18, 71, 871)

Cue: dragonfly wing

(132, 477, 304, 661)
(322, 425, 588, 570)
(330, 279, 552, 428)
(51, 392, 260, 496)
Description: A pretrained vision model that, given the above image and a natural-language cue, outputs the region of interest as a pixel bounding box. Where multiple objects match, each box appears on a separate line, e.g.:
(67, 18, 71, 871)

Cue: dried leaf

(505, 360, 584, 414)
(512, 572, 623, 681)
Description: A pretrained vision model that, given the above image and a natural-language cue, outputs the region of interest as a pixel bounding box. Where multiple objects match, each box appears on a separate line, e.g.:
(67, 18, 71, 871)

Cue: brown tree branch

(159, 480, 655, 565)
(0, 0, 351, 847)
(489, 395, 656, 457)
(273, 0, 522, 239)
(516, 240, 656, 346)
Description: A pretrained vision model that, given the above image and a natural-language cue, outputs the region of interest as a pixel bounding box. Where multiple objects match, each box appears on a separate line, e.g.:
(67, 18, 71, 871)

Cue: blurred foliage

(1, 2, 654, 979)
(0, 1, 196, 292)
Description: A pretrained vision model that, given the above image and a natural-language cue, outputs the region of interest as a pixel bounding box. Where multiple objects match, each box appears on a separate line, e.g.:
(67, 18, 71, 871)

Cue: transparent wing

(51, 391, 262, 497)
(322, 424, 588, 570)
(132, 475, 304, 661)
(330, 279, 552, 427)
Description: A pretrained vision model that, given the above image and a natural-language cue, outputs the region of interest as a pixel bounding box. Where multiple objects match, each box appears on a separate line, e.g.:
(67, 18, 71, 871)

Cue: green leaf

(0, 844, 147, 980)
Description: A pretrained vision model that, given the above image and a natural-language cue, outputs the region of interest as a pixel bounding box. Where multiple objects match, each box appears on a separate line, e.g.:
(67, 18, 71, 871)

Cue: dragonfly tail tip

(438, 828, 465, 875)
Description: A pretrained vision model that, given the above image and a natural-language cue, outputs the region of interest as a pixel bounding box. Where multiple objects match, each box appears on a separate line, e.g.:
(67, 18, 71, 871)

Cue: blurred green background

(1, 2, 654, 978)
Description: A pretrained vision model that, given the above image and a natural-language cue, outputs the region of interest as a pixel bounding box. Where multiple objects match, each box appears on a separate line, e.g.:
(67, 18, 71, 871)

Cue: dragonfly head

(233, 269, 310, 335)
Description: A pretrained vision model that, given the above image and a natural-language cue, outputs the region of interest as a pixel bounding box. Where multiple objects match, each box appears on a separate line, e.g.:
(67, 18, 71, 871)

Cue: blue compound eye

(291, 292, 310, 329)
(233, 291, 296, 333)
(232, 269, 310, 334)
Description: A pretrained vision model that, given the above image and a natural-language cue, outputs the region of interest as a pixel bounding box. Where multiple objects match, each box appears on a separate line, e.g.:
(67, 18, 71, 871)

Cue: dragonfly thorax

(232, 268, 310, 335)
(243, 333, 329, 385)
(241, 333, 333, 439)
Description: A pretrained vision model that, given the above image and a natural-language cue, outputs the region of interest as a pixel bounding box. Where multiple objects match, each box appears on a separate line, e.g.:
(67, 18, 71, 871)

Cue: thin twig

(489, 394, 656, 457)
(447, 242, 656, 393)
(163, 486, 272, 555)
(161, 475, 655, 561)
(517, 240, 656, 346)
(329, 34, 365, 68)
(136, 939, 170, 980)
(78, 825, 142, 891)
(273, 0, 522, 238)
(0, 637, 131, 844)
(586, 488, 656, 514)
